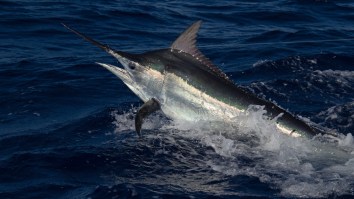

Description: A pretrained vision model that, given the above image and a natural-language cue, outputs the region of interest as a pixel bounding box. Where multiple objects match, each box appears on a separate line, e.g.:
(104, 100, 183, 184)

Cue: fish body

(63, 21, 320, 138)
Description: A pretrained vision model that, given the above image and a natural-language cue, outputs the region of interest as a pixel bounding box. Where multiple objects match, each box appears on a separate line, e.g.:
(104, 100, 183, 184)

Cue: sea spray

(112, 105, 354, 197)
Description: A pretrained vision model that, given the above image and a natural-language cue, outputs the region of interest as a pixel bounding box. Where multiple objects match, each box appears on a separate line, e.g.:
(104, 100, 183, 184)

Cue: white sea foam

(316, 102, 354, 133)
(111, 108, 137, 132)
(311, 70, 354, 92)
(252, 59, 270, 67)
(111, 105, 354, 198)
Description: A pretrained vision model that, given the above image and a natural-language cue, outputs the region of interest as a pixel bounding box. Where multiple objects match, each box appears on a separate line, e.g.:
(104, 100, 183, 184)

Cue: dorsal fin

(171, 20, 202, 56)
(171, 20, 232, 83)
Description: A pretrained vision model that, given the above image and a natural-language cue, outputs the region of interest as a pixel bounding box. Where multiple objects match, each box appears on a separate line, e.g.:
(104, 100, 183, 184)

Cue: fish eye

(128, 62, 136, 70)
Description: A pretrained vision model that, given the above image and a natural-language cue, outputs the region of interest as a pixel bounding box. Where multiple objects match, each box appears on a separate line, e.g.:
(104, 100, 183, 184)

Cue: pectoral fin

(135, 98, 161, 136)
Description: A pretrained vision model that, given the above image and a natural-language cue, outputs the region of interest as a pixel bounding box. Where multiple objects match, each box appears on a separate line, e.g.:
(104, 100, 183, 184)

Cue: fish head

(97, 50, 165, 102)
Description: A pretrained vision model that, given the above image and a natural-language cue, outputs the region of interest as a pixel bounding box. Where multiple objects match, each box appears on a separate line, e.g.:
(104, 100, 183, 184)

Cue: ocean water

(1, 0, 354, 198)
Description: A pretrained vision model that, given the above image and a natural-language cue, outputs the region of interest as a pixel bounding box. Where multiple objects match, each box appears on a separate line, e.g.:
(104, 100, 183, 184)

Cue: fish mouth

(97, 62, 148, 102)
(96, 62, 133, 85)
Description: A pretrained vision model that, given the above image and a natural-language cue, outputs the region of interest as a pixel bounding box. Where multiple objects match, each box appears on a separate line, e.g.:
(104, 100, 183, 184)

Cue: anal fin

(135, 98, 161, 136)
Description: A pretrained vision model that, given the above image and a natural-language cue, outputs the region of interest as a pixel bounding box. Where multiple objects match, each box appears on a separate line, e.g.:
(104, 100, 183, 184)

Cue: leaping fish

(63, 21, 322, 138)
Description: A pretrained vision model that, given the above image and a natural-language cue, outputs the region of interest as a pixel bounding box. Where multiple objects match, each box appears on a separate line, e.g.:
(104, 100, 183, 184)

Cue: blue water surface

(1, 0, 354, 198)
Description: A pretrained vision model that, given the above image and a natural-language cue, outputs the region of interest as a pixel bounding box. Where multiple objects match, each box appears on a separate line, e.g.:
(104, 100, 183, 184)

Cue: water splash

(111, 105, 354, 198)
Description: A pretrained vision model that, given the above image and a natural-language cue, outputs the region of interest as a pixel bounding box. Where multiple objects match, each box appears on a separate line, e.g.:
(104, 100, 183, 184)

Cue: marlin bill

(63, 21, 325, 138)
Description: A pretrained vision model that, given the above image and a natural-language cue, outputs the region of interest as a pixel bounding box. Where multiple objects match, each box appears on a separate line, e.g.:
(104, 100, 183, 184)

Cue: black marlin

(63, 21, 322, 138)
